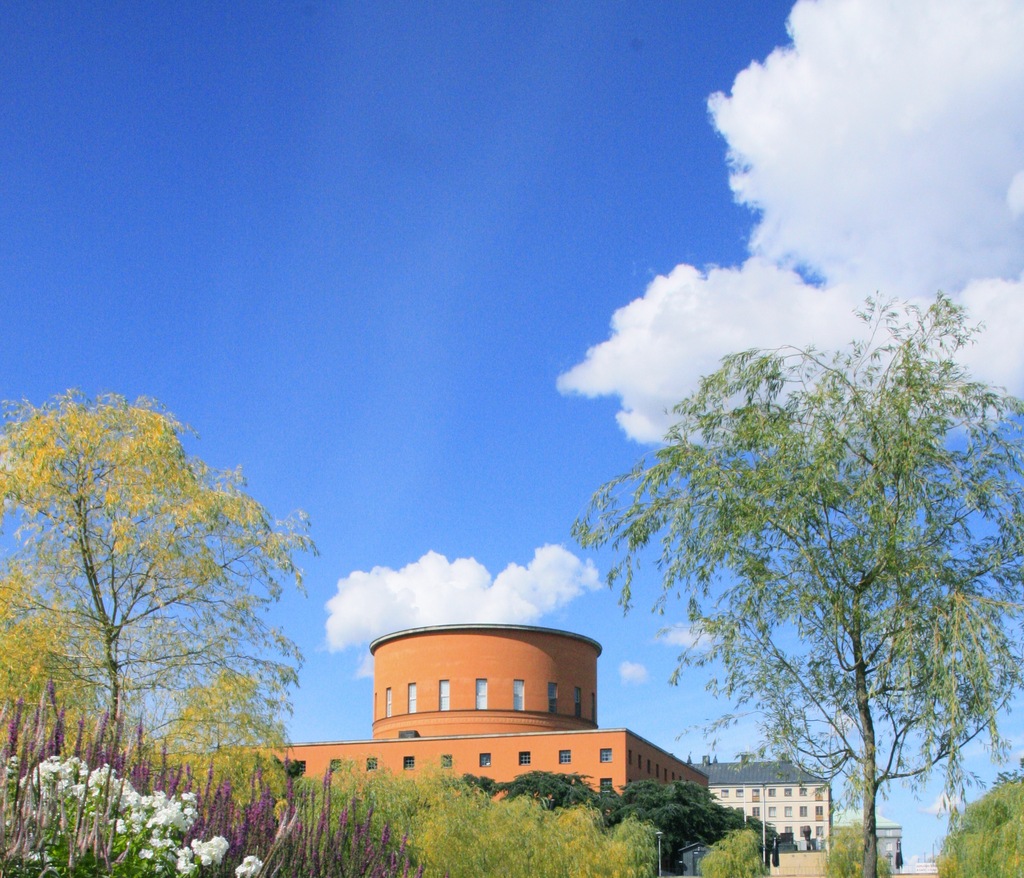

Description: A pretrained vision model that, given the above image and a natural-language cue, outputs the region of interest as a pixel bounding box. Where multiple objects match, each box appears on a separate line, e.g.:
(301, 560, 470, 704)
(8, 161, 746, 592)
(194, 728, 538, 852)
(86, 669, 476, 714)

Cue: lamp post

(761, 785, 767, 870)
(655, 831, 663, 877)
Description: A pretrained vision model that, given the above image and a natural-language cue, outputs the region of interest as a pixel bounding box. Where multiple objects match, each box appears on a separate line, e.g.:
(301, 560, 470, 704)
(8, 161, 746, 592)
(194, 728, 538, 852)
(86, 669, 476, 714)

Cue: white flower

(190, 836, 229, 866)
(176, 847, 196, 876)
(235, 855, 263, 878)
(139, 849, 155, 860)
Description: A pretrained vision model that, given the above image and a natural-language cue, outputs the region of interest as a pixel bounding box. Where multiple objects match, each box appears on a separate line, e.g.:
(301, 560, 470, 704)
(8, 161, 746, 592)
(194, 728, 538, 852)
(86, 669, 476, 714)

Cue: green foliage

(409, 776, 654, 878)
(0, 392, 314, 748)
(939, 781, 1024, 878)
(496, 771, 601, 809)
(574, 296, 1024, 878)
(609, 779, 765, 862)
(827, 828, 892, 878)
(700, 829, 766, 878)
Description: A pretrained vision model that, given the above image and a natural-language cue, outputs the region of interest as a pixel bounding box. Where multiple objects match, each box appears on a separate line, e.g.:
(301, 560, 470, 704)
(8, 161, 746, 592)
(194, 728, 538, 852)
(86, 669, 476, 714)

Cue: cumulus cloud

(714, 0, 1024, 295)
(324, 544, 600, 651)
(658, 624, 702, 649)
(558, 260, 865, 442)
(559, 0, 1024, 441)
(920, 792, 960, 816)
(619, 661, 650, 685)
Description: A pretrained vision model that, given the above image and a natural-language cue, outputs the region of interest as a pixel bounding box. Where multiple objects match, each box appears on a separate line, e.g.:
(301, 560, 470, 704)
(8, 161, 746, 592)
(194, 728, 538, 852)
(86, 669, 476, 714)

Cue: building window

(479, 753, 491, 768)
(600, 778, 613, 792)
(768, 788, 776, 797)
(441, 754, 453, 769)
(403, 756, 415, 771)
(439, 679, 450, 711)
(548, 682, 557, 713)
(799, 806, 808, 818)
(721, 789, 730, 798)
(329, 759, 343, 772)
(785, 806, 793, 817)
(647, 758, 651, 773)
(784, 826, 793, 836)
(408, 682, 417, 714)
(752, 807, 760, 818)
(513, 679, 525, 711)
(815, 806, 824, 819)
(476, 678, 488, 710)
(574, 687, 581, 717)
(519, 751, 531, 766)
(385, 688, 392, 718)
(815, 826, 824, 838)
(799, 787, 808, 797)
(559, 750, 572, 765)
(768, 807, 777, 818)
(366, 757, 378, 771)
(290, 760, 306, 775)
(752, 789, 760, 801)
(784, 788, 792, 797)
(600, 748, 613, 763)
(736, 789, 744, 798)
(629, 748, 633, 765)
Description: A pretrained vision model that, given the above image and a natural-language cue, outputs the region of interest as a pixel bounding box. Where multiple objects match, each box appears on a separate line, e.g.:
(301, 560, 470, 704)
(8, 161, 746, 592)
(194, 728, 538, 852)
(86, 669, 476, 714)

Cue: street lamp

(655, 831, 663, 877)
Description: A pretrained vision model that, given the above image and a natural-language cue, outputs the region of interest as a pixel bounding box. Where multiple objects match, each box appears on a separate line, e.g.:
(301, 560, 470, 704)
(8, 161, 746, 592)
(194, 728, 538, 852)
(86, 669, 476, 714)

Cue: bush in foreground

(0, 694, 416, 878)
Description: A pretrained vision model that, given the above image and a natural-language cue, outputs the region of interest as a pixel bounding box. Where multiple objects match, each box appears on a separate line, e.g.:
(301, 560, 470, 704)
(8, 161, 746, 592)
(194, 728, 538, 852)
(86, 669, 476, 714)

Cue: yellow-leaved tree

(0, 391, 314, 749)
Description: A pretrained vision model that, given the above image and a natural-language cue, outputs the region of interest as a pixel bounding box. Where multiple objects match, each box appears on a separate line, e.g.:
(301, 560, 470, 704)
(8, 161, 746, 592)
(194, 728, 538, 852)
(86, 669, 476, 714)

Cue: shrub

(700, 829, 766, 878)
(1, 692, 416, 878)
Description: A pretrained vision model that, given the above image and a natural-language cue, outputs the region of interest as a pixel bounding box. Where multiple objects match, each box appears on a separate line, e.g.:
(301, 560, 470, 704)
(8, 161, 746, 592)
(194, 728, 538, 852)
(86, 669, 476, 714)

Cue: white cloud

(713, 0, 1024, 296)
(558, 259, 866, 442)
(919, 791, 960, 816)
(324, 544, 600, 651)
(619, 661, 650, 685)
(559, 0, 1024, 441)
(1008, 170, 1024, 219)
(658, 624, 702, 649)
(354, 654, 375, 679)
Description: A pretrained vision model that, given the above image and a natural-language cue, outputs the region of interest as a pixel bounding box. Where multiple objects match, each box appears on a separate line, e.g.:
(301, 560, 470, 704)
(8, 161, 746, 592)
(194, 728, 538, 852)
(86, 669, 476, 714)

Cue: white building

(700, 757, 832, 846)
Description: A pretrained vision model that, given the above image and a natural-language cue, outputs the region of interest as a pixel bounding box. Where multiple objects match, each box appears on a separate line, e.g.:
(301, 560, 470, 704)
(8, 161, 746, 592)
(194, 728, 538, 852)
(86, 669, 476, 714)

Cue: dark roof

(701, 759, 826, 786)
(368, 624, 602, 656)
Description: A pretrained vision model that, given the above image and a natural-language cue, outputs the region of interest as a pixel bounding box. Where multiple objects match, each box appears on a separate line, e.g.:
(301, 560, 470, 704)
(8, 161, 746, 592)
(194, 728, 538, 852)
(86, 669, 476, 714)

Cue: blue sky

(3, 0, 1024, 866)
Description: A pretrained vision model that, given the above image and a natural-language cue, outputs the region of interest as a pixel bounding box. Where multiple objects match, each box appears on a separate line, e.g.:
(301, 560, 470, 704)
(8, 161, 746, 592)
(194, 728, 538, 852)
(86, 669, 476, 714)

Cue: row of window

(627, 747, 683, 782)
(384, 679, 593, 718)
(750, 805, 826, 819)
(720, 786, 823, 799)
(326, 747, 616, 775)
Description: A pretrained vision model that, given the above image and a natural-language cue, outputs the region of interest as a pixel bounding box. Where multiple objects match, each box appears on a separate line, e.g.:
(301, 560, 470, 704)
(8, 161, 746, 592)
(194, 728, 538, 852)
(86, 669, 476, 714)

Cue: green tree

(409, 775, 653, 878)
(938, 781, 1024, 878)
(699, 829, 766, 878)
(496, 771, 601, 809)
(0, 392, 313, 746)
(574, 296, 1024, 878)
(608, 779, 764, 865)
(828, 828, 892, 878)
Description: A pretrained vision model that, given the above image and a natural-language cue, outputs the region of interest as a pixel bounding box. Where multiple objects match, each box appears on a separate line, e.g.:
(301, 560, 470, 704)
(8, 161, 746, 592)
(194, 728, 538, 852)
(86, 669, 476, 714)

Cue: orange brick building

(287, 624, 707, 793)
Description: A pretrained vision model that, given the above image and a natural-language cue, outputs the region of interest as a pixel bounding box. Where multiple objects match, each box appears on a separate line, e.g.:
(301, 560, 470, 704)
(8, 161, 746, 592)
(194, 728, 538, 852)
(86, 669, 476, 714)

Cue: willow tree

(0, 392, 313, 745)
(574, 296, 1024, 878)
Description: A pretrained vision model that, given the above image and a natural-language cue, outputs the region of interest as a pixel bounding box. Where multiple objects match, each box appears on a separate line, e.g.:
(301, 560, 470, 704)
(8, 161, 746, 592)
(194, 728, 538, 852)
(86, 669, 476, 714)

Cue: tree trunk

(852, 611, 879, 878)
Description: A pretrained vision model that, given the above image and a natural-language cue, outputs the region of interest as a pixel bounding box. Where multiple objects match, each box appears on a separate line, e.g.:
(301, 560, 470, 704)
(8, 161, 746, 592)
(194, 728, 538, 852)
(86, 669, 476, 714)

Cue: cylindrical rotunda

(369, 624, 601, 739)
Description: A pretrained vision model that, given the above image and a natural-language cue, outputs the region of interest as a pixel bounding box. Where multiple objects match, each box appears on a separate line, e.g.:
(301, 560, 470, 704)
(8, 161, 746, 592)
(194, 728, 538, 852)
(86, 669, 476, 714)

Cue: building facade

(702, 758, 832, 845)
(287, 624, 707, 792)
(834, 809, 903, 871)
